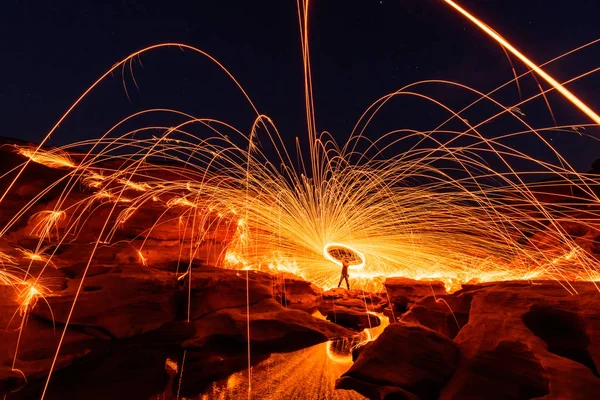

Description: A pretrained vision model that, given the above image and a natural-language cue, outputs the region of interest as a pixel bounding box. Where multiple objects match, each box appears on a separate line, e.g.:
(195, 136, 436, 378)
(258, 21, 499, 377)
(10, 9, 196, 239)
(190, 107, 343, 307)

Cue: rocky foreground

(1, 140, 600, 399)
(337, 278, 600, 400)
(0, 264, 358, 396)
(1, 268, 599, 399)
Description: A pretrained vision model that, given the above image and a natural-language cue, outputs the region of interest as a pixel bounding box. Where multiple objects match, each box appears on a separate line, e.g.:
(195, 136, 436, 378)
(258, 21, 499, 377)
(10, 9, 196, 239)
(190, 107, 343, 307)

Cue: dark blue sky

(2, 0, 599, 170)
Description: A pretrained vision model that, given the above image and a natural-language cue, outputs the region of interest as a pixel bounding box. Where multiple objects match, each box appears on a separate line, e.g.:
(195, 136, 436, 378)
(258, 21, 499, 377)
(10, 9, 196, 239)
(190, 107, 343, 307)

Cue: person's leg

(338, 275, 343, 288)
(344, 276, 350, 290)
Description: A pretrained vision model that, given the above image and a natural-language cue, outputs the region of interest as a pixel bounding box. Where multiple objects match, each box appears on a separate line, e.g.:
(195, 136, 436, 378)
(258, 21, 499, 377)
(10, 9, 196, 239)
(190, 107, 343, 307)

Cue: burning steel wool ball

(324, 243, 365, 269)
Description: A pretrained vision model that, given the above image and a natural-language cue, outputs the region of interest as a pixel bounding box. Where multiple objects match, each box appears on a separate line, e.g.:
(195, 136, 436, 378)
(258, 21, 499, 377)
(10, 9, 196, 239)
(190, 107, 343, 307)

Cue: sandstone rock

(273, 276, 321, 312)
(31, 264, 178, 339)
(187, 267, 274, 320)
(319, 305, 381, 332)
(439, 281, 600, 400)
(384, 277, 447, 311)
(60, 262, 115, 279)
(400, 291, 473, 338)
(335, 298, 369, 309)
(0, 367, 25, 393)
(185, 298, 355, 352)
(48, 240, 223, 272)
(7, 344, 179, 400)
(7, 318, 99, 385)
(337, 322, 458, 399)
(336, 377, 421, 400)
(323, 287, 349, 299)
(0, 285, 101, 391)
(340, 281, 600, 400)
(318, 289, 387, 331)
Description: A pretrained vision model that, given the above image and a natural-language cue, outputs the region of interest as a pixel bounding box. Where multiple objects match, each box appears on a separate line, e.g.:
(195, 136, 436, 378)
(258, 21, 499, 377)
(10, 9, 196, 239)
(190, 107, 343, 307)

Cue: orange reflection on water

(196, 313, 389, 400)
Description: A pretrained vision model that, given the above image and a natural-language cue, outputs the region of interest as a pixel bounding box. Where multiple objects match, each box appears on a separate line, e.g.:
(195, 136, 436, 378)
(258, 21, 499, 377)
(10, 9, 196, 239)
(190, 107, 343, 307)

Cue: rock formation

(337, 280, 600, 400)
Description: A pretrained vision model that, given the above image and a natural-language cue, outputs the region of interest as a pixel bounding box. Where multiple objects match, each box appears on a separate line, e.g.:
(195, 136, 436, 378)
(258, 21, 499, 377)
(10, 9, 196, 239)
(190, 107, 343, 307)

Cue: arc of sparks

(443, 0, 600, 126)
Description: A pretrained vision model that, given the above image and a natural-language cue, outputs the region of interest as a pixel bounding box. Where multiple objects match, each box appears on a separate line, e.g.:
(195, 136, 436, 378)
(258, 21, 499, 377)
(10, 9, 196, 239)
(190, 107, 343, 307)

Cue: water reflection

(182, 313, 390, 400)
(3, 314, 388, 400)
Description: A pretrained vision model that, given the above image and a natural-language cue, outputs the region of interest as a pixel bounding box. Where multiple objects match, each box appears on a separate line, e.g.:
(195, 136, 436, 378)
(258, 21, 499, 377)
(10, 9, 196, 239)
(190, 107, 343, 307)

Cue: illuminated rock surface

(0, 264, 355, 397)
(319, 303, 381, 332)
(384, 277, 447, 312)
(31, 265, 179, 339)
(317, 289, 388, 331)
(3, 141, 600, 399)
(440, 281, 600, 400)
(186, 298, 354, 352)
(274, 276, 321, 312)
(337, 322, 458, 399)
(400, 290, 474, 339)
(337, 280, 600, 400)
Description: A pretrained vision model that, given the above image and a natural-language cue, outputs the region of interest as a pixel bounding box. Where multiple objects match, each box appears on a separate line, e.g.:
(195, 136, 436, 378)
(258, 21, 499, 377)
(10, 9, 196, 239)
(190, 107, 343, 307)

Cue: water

(4, 314, 389, 400)
(157, 312, 390, 400)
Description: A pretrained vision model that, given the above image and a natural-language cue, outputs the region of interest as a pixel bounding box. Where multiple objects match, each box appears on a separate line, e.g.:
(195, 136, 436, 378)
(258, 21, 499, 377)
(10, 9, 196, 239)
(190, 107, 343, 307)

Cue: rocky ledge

(336, 280, 600, 400)
(0, 265, 355, 396)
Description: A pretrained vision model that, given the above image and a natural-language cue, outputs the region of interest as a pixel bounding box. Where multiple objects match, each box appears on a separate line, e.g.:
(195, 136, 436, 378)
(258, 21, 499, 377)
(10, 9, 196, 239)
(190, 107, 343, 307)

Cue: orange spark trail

(443, 0, 600, 126)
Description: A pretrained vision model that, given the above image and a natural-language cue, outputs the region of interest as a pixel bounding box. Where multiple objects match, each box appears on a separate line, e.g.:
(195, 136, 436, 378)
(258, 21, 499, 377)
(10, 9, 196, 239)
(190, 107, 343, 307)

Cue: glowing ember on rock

(0, 250, 16, 267)
(16, 247, 57, 268)
(137, 250, 148, 266)
(15, 146, 76, 169)
(29, 210, 66, 239)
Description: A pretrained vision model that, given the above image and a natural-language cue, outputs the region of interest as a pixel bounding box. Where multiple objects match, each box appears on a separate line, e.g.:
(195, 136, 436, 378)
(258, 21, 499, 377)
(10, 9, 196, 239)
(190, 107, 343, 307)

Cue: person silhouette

(337, 258, 350, 290)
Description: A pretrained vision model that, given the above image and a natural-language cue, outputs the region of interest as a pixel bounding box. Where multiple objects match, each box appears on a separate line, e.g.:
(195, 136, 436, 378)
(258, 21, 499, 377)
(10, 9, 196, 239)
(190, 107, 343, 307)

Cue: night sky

(2, 0, 600, 170)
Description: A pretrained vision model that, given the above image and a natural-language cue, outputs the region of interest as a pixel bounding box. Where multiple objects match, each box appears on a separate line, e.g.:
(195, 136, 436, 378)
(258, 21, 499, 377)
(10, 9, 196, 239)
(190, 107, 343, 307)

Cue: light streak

(16, 247, 57, 269)
(323, 243, 366, 269)
(94, 190, 132, 203)
(17, 282, 44, 316)
(0, 250, 16, 267)
(15, 146, 76, 169)
(0, 267, 21, 289)
(167, 196, 198, 208)
(117, 178, 152, 192)
(81, 171, 106, 188)
(137, 250, 148, 266)
(0, 2, 598, 397)
(29, 210, 66, 239)
(443, 0, 600, 125)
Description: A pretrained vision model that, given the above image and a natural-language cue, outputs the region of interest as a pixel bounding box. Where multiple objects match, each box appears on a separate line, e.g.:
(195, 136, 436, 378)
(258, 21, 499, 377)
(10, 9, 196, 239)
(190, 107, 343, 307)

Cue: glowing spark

(16, 248, 57, 268)
(137, 250, 147, 266)
(82, 171, 106, 188)
(167, 196, 197, 208)
(0, 268, 21, 289)
(224, 251, 246, 266)
(29, 210, 66, 238)
(117, 178, 151, 192)
(94, 190, 132, 203)
(323, 243, 366, 269)
(177, 270, 189, 281)
(152, 135, 182, 144)
(18, 282, 43, 316)
(0, 250, 16, 267)
(165, 358, 179, 373)
(117, 206, 138, 225)
(509, 106, 526, 117)
(15, 146, 76, 169)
